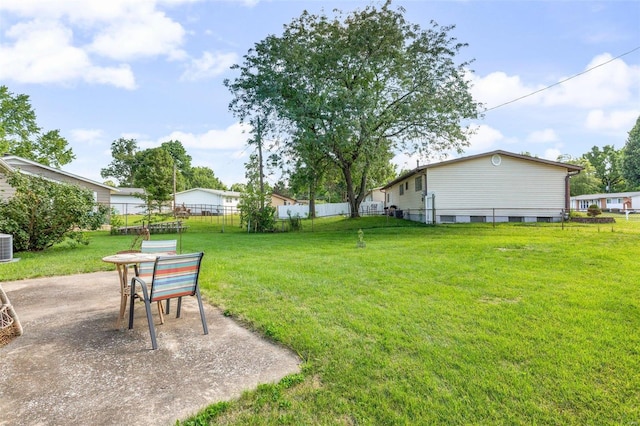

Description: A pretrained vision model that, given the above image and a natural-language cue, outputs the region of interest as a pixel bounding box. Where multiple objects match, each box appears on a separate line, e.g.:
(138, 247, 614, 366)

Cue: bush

(239, 203, 277, 233)
(287, 211, 303, 231)
(0, 171, 107, 251)
(587, 204, 602, 217)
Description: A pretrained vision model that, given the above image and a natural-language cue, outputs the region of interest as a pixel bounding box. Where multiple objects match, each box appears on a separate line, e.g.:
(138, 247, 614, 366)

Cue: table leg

(116, 264, 129, 329)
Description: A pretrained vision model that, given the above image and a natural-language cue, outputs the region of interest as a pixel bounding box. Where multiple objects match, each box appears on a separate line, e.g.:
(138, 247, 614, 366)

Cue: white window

(579, 200, 596, 209)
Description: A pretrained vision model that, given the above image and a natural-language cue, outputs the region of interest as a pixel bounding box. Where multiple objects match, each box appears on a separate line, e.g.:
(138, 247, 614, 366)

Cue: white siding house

(570, 191, 640, 212)
(110, 188, 146, 214)
(174, 188, 241, 215)
(382, 150, 582, 224)
(1, 155, 117, 207)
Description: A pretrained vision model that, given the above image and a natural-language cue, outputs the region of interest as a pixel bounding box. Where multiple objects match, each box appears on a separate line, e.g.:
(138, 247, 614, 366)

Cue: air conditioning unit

(0, 234, 13, 262)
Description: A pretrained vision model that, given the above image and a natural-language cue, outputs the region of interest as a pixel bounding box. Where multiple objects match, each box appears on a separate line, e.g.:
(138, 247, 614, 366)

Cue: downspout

(423, 170, 429, 224)
(565, 169, 581, 211)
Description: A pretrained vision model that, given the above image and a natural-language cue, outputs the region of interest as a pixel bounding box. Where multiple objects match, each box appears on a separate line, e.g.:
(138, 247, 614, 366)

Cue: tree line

(99, 138, 235, 212)
(558, 116, 640, 196)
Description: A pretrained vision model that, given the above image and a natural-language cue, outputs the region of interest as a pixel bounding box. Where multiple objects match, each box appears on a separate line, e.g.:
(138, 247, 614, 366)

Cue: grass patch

(2, 215, 639, 424)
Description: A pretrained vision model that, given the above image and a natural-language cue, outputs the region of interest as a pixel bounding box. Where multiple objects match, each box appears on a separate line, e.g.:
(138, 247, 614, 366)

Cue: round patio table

(102, 252, 173, 329)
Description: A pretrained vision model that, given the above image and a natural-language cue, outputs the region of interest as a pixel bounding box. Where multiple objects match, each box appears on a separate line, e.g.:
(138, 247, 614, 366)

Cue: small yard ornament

(357, 229, 366, 248)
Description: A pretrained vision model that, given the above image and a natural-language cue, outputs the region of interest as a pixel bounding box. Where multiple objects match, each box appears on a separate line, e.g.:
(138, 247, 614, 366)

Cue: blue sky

(1, 0, 639, 187)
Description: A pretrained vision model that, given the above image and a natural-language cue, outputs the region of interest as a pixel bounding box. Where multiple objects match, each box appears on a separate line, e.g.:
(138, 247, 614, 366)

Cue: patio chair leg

(165, 299, 171, 315)
(195, 288, 208, 335)
(128, 289, 136, 330)
(144, 298, 158, 350)
(176, 297, 182, 318)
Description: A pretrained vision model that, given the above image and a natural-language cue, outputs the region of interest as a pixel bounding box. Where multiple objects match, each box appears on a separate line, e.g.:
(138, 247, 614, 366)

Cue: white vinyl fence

(277, 201, 384, 219)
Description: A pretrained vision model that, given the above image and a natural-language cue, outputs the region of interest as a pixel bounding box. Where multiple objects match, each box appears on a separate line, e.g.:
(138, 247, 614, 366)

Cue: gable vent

(0, 234, 13, 262)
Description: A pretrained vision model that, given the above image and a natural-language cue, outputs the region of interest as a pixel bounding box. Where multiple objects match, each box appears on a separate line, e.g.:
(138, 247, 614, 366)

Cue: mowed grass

(2, 215, 639, 424)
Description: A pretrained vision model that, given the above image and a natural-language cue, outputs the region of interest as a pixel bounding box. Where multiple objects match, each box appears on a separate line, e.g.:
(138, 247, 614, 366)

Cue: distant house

(174, 188, 242, 215)
(364, 187, 385, 203)
(271, 192, 296, 207)
(110, 188, 146, 215)
(0, 155, 117, 207)
(0, 157, 14, 197)
(381, 150, 582, 224)
(570, 191, 640, 212)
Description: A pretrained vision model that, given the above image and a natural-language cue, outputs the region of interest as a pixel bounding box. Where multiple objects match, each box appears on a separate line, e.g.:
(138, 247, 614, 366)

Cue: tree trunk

(342, 164, 357, 218)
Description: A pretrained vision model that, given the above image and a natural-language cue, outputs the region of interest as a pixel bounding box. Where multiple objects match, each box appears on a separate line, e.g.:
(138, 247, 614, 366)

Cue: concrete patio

(0, 271, 300, 425)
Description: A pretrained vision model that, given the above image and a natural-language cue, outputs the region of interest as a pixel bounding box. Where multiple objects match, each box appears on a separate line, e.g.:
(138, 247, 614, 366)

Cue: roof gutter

(565, 169, 581, 211)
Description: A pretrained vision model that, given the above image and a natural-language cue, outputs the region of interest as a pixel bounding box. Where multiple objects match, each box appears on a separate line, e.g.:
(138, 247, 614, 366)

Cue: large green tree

(583, 145, 625, 193)
(190, 166, 227, 190)
(133, 148, 175, 213)
(238, 152, 276, 232)
(621, 115, 640, 190)
(0, 85, 74, 167)
(161, 140, 193, 191)
(100, 138, 139, 187)
(226, 1, 481, 217)
(558, 154, 600, 196)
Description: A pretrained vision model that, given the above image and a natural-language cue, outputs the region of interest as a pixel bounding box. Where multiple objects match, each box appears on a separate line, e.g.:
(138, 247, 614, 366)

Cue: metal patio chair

(128, 252, 208, 350)
(136, 239, 177, 321)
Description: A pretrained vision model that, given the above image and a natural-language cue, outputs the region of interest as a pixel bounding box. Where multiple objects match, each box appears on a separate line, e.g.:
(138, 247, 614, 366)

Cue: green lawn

(2, 215, 639, 424)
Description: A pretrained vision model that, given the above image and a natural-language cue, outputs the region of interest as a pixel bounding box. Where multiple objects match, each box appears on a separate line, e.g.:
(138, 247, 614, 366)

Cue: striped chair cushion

(149, 253, 203, 302)
(139, 240, 177, 278)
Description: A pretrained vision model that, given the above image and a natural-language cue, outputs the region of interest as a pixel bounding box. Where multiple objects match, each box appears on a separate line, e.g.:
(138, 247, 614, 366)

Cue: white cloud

(527, 128, 559, 143)
(159, 122, 251, 150)
(542, 54, 640, 108)
(585, 109, 640, 131)
(466, 124, 505, 152)
(0, 0, 190, 87)
(180, 51, 239, 81)
(470, 71, 541, 109)
(70, 128, 104, 144)
(471, 54, 640, 111)
(0, 19, 136, 89)
(543, 148, 563, 161)
(88, 10, 187, 61)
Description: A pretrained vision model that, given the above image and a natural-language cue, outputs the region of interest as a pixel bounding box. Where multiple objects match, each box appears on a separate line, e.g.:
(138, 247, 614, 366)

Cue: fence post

(492, 208, 495, 228)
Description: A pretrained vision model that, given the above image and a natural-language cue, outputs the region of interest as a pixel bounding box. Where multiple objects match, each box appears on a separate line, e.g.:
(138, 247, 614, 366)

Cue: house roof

(111, 187, 145, 196)
(175, 188, 242, 197)
(381, 150, 583, 189)
(2, 155, 119, 192)
(571, 191, 640, 200)
(0, 157, 14, 173)
(272, 192, 296, 202)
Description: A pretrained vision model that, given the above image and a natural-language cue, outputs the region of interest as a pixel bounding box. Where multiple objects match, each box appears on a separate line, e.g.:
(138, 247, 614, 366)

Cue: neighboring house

(174, 188, 242, 215)
(271, 192, 296, 207)
(0, 155, 118, 206)
(0, 157, 15, 198)
(570, 191, 640, 212)
(363, 187, 385, 203)
(110, 187, 147, 215)
(381, 150, 583, 224)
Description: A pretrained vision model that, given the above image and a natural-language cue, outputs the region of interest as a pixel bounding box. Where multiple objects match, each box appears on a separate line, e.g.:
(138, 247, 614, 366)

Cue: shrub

(0, 171, 107, 251)
(287, 211, 303, 231)
(587, 204, 602, 217)
(568, 210, 585, 219)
